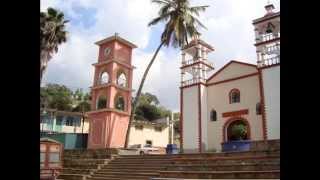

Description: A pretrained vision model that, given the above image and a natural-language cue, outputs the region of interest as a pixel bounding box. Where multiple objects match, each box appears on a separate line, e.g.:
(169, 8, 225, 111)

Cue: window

(266, 22, 275, 34)
(74, 116, 81, 127)
(40, 152, 45, 163)
(100, 72, 109, 84)
(154, 126, 162, 132)
(41, 114, 53, 124)
(56, 115, 64, 125)
(115, 95, 125, 111)
(146, 140, 152, 146)
(96, 96, 107, 110)
(229, 89, 240, 103)
(104, 47, 111, 57)
(135, 125, 143, 130)
(256, 102, 262, 115)
(49, 152, 60, 163)
(210, 109, 217, 121)
(66, 116, 74, 126)
(117, 72, 127, 87)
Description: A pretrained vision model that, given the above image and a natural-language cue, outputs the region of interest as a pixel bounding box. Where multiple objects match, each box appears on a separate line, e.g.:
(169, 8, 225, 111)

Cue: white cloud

(41, 0, 280, 112)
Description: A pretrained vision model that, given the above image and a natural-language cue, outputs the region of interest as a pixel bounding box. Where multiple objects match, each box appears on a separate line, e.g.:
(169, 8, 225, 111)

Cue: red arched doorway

(223, 117, 251, 142)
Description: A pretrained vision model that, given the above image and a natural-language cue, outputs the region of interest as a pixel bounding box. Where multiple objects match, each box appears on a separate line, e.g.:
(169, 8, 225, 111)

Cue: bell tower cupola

(253, 1, 280, 67)
(180, 35, 215, 88)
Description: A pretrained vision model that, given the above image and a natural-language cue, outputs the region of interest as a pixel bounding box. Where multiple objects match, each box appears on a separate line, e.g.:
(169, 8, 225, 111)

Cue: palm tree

(124, 0, 208, 148)
(40, 7, 69, 83)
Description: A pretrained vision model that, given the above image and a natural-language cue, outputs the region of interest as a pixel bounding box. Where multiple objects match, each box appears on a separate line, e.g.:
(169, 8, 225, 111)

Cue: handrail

(260, 32, 280, 42)
(182, 58, 214, 68)
(264, 44, 280, 55)
(258, 56, 280, 67)
(181, 77, 205, 87)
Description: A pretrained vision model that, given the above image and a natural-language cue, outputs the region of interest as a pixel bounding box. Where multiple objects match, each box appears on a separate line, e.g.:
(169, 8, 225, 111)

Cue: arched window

(256, 102, 262, 115)
(96, 95, 107, 110)
(100, 72, 109, 84)
(117, 72, 127, 87)
(115, 95, 125, 111)
(210, 109, 217, 121)
(266, 22, 275, 34)
(229, 89, 240, 104)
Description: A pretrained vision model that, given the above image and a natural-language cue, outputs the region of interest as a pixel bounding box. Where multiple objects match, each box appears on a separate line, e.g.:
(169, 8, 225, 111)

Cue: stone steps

(118, 149, 279, 159)
(107, 155, 279, 166)
(94, 171, 159, 176)
(61, 168, 95, 174)
(63, 149, 116, 159)
(159, 170, 280, 179)
(57, 173, 87, 180)
(97, 169, 161, 173)
(59, 142, 280, 180)
(88, 177, 149, 180)
(63, 163, 102, 169)
(165, 162, 280, 171)
(88, 174, 156, 180)
(172, 156, 280, 164)
(115, 158, 173, 162)
(63, 159, 109, 167)
(101, 166, 165, 170)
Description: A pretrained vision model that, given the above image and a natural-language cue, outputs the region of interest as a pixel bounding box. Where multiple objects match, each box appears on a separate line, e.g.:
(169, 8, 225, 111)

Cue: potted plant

(222, 123, 250, 152)
(231, 124, 247, 140)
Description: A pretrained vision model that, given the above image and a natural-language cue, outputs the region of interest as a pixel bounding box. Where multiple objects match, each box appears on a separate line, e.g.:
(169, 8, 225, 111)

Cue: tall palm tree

(125, 0, 208, 148)
(40, 8, 69, 84)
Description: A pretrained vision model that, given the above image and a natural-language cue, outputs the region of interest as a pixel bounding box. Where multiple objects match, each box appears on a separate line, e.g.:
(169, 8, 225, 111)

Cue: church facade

(181, 3, 280, 153)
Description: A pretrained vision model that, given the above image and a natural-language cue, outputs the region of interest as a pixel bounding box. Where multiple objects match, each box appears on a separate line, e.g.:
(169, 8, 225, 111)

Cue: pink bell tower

(87, 33, 137, 149)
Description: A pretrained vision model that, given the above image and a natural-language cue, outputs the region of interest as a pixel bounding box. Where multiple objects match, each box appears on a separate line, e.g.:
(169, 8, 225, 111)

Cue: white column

(203, 67, 207, 80)
(181, 71, 184, 86)
(254, 28, 261, 43)
(181, 52, 186, 65)
(196, 45, 202, 61)
(196, 64, 200, 80)
(201, 48, 207, 60)
(171, 113, 174, 144)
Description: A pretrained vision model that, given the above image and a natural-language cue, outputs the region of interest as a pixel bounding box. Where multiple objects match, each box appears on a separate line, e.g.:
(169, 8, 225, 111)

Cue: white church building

(180, 3, 280, 153)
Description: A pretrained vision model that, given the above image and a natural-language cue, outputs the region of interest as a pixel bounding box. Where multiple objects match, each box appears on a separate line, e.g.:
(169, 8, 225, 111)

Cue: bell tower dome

(180, 35, 215, 87)
(253, 2, 280, 67)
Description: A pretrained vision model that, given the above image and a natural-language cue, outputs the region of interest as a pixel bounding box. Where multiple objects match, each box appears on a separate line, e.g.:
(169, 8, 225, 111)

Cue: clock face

(104, 48, 111, 57)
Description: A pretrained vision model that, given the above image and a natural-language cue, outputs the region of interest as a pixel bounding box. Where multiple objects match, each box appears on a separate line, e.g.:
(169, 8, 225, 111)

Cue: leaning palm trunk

(124, 41, 165, 148)
(40, 50, 51, 84)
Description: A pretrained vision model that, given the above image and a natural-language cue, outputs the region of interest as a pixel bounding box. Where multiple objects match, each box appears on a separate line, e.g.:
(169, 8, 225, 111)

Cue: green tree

(40, 7, 69, 83)
(173, 112, 180, 120)
(231, 124, 248, 140)
(134, 92, 171, 121)
(125, 0, 208, 147)
(72, 89, 91, 112)
(72, 101, 91, 112)
(40, 83, 74, 111)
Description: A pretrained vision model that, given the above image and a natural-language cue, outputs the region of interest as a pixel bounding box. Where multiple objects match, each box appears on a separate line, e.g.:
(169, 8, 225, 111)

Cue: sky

(40, 0, 280, 112)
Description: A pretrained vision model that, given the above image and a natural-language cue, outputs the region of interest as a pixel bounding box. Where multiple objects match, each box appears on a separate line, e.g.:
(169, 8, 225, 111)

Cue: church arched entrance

(224, 118, 250, 142)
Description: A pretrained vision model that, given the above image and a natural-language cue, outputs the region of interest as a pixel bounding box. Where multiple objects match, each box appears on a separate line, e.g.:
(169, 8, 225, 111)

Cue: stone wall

(249, 139, 280, 151)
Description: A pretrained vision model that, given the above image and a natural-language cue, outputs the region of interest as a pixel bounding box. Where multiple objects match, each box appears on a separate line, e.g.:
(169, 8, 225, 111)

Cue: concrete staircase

(86, 149, 280, 180)
(57, 149, 116, 180)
